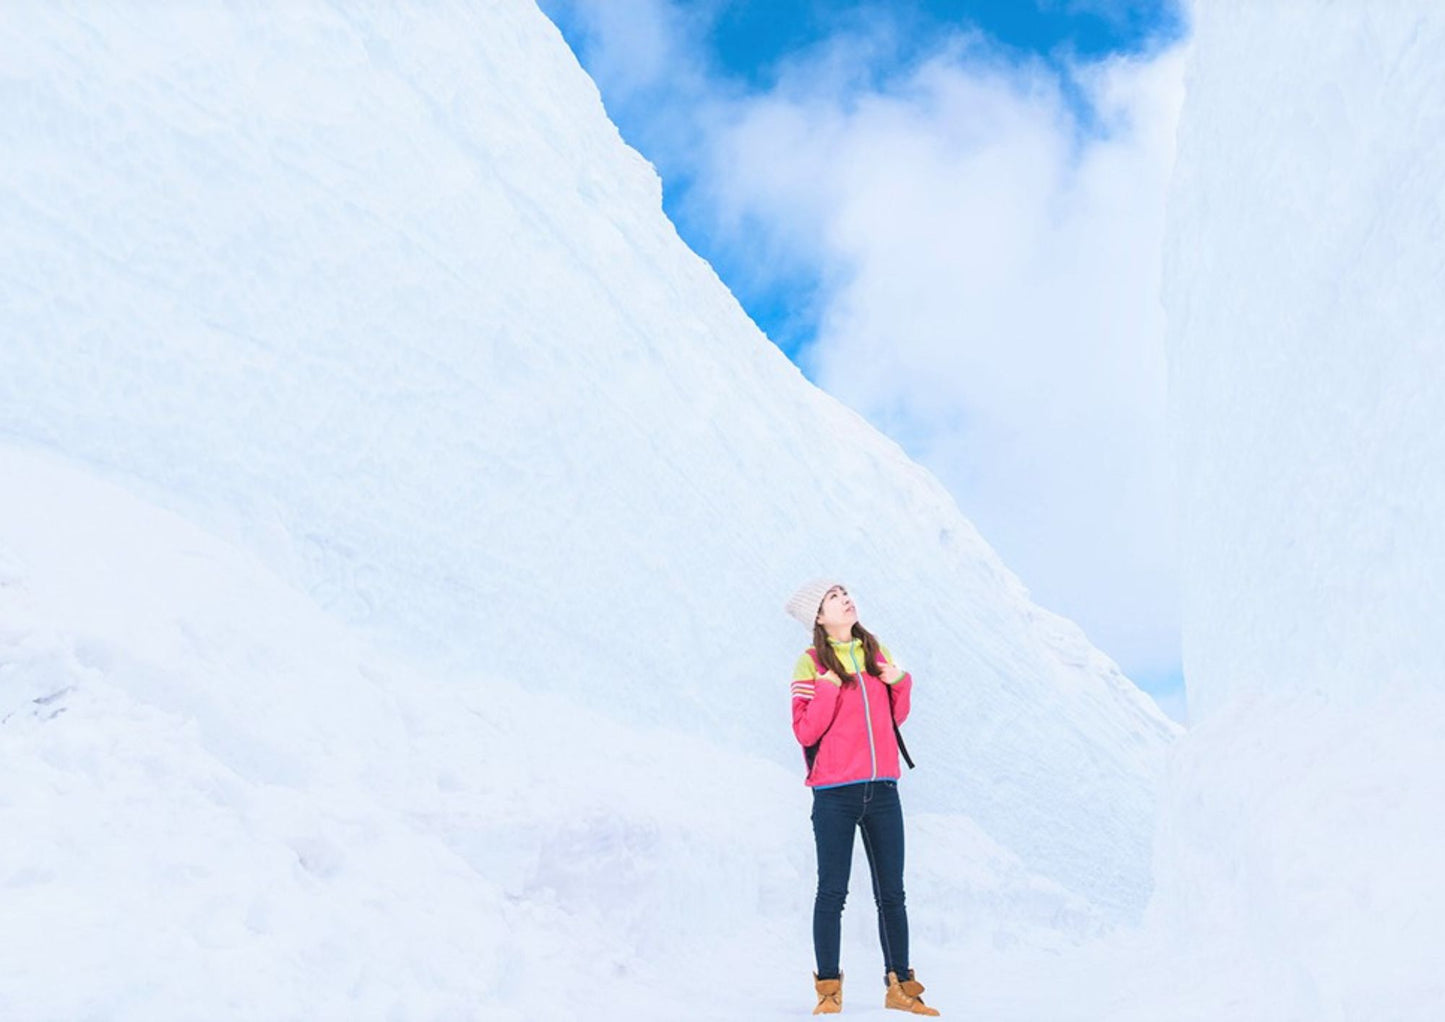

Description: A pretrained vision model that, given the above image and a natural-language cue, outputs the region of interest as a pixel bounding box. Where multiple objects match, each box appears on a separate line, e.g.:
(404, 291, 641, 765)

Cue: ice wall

(0, 1, 1171, 917)
(1166, 0, 1445, 721)
(1151, 3, 1445, 1017)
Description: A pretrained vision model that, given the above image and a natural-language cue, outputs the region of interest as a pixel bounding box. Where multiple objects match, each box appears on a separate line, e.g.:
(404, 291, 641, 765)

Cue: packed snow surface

(1149, 1, 1445, 1018)
(8, 0, 1442, 1017)
(0, 0, 1172, 941)
(0, 442, 1120, 1020)
(1166, 1, 1445, 719)
(0, 0, 1181, 1017)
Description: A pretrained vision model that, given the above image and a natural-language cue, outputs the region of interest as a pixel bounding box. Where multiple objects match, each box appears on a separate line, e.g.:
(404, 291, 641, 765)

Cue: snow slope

(0, 0, 1173, 923)
(0, 442, 1099, 1020)
(1145, 2, 1445, 1017)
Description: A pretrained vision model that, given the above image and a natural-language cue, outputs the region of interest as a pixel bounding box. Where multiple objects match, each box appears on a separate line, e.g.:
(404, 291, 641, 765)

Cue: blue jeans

(811, 779, 909, 981)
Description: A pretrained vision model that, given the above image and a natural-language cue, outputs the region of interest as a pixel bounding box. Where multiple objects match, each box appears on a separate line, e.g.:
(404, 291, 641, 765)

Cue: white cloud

(770, 47, 1188, 680)
(544, 1, 1188, 683)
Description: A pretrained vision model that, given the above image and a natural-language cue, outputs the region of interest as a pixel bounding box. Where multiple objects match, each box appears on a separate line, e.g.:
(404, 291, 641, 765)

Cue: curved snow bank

(0, 0, 1173, 916)
(0, 444, 1097, 1019)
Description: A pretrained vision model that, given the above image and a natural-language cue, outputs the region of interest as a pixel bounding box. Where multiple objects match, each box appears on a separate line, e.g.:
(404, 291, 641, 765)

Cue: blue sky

(541, 0, 1190, 721)
(708, 1, 1184, 85)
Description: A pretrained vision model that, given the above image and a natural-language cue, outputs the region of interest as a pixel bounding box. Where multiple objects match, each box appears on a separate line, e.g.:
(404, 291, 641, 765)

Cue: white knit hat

(784, 578, 844, 628)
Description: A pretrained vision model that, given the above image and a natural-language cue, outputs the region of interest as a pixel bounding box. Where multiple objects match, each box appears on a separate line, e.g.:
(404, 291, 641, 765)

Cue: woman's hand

(818, 668, 843, 688)
(880, 662, 905, 685)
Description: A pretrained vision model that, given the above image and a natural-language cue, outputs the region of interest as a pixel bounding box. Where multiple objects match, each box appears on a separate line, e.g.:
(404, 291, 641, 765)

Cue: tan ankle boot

(813, 972, 842, 1014)
(885, 969, 941, 1015)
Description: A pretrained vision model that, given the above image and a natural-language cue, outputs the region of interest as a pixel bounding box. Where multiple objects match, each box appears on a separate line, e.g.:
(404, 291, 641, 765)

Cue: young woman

(786, 579, 941, 1016)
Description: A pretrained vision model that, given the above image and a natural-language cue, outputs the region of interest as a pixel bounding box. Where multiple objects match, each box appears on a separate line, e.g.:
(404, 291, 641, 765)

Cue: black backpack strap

(882, 651, 916, 770)
(893, 719, 915, 770)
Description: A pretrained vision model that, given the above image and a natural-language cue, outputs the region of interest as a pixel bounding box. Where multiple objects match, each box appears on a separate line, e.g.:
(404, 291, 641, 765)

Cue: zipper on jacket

(844, 644, 878, 781)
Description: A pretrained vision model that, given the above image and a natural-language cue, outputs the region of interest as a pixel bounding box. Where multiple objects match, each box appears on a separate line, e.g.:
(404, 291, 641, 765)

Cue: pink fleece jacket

(790, 636, 912, 788)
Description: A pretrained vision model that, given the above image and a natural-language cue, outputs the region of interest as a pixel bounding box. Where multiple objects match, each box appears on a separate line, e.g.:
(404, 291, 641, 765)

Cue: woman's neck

(824, 627, 855, 644)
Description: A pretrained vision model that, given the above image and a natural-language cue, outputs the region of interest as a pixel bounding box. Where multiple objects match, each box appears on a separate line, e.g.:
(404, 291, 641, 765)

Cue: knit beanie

(784, 578, 844, 628)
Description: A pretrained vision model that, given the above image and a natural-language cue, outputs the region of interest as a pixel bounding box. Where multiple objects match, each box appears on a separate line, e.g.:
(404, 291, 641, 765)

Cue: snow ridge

(0, 0, 1170, 924)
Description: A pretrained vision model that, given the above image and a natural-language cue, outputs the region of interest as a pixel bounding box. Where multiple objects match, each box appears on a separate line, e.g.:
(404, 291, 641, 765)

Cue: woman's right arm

(791, 652, 842, 746)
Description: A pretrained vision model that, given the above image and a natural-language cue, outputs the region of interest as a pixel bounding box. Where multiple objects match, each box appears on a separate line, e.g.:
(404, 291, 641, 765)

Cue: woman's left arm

(880, 645, 912, 725)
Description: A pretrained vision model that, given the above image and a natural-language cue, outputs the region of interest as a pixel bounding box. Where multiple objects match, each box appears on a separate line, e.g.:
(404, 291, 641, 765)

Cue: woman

(786, 579, 941, 1016)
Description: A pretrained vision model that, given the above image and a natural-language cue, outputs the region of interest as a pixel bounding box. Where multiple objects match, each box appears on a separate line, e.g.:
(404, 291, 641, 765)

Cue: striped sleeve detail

(791, 651, 819, 701)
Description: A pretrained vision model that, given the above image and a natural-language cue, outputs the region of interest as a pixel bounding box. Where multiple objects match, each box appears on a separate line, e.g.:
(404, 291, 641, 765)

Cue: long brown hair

(811, 620, 883, 688)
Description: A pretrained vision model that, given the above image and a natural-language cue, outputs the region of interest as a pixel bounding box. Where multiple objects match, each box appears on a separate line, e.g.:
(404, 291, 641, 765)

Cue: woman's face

(815, 585, 858, 631)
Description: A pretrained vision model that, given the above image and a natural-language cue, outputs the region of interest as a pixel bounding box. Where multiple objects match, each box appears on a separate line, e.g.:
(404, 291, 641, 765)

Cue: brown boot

(812, 972, 842, 1014)
(885, 969, 941, 1015)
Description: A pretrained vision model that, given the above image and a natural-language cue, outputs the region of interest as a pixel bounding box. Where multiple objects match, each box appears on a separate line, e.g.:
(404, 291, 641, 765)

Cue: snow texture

(0, 441, 1108, 1020)
(0, 0, 1172, 934)
(1167, 1, 1445, 722)
(9, 0, 1442, 1017)
(0, 0, 1177, 1018)
(1145, 2, 1445, 1017)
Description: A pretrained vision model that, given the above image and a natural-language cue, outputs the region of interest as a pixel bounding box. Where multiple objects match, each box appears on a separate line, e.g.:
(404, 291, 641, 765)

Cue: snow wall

(1151, 2, 1445, 1018)
(0, 1, 1173, 1008)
